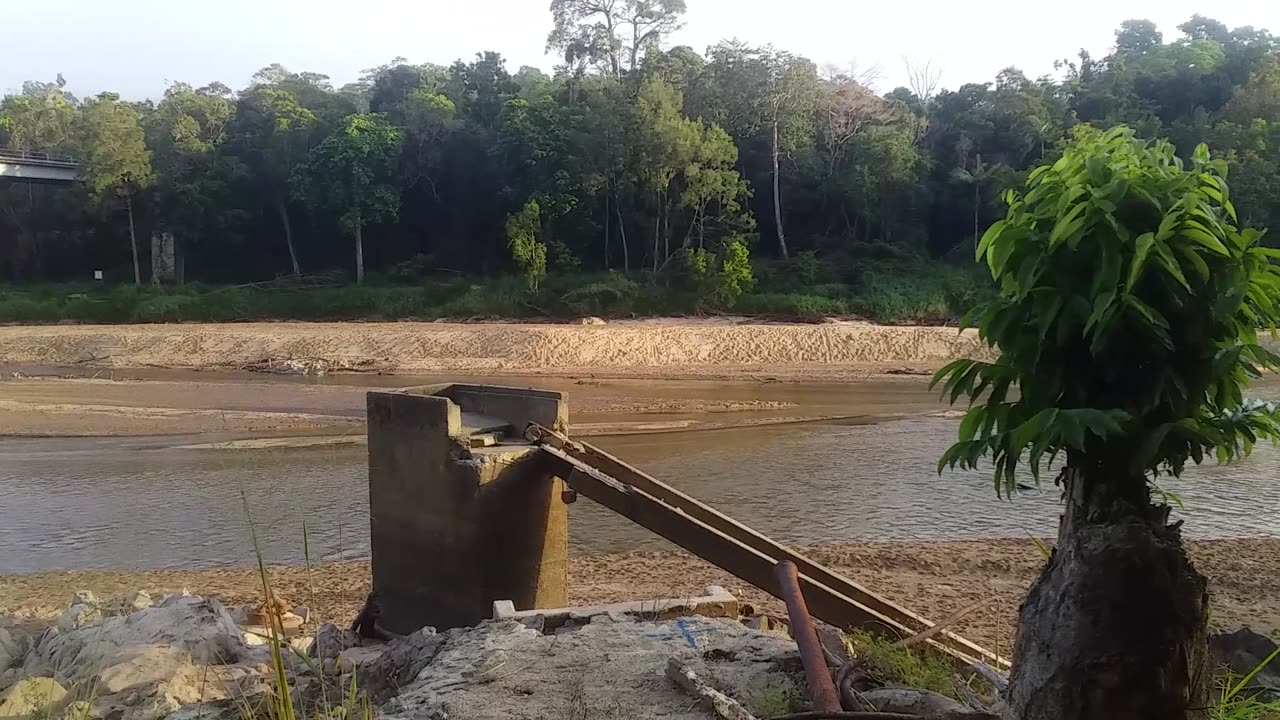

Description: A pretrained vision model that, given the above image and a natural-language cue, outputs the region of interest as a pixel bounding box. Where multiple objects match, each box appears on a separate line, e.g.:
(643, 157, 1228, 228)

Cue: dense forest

(1, 6, 1279, 321)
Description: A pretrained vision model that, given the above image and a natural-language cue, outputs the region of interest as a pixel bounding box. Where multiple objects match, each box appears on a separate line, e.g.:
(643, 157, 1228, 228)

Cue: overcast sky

(5, 0, 1278, 101)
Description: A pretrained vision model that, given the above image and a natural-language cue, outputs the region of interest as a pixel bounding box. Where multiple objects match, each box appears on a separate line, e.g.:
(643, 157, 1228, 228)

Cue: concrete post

(366, 384, 569, 633)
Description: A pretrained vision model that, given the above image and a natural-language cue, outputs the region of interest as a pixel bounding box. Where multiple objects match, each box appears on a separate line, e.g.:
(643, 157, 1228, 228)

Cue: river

(2, 374, 1279, 574)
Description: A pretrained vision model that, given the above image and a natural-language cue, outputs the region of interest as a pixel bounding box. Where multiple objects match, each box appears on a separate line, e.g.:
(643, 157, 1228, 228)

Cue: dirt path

(0, 320, 982, 377)
(4, 539, 1276, 652)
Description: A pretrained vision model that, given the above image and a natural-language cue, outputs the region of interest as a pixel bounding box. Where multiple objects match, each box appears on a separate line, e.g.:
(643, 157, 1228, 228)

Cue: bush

(737, 293, 849, 319)
(559, 274, 640, 316)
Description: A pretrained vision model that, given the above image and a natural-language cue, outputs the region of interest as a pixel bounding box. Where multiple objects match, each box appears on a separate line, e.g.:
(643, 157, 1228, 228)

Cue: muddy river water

(2, 373, 1279, 574)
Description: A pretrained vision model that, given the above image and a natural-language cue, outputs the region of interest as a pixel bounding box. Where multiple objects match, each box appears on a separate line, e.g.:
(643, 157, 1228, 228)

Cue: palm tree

(950, 152, 998, 247)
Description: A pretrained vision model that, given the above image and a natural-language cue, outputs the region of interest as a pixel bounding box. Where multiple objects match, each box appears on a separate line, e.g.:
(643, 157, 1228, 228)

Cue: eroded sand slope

(0, 320, 984, 375)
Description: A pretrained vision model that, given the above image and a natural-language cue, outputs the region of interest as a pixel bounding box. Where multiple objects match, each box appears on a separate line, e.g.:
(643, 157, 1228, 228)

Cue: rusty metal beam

(532, 426, 1007, 670)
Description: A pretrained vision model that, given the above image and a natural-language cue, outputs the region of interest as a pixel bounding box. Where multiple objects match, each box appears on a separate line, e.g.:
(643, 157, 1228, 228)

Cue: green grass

(0, 261, 989, 325)
(844, 629, 978, 702)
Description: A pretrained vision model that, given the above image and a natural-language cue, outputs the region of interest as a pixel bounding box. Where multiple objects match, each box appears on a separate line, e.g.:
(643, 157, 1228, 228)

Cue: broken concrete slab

(380, 616, 801, 720)
(492, 585, 740, 632)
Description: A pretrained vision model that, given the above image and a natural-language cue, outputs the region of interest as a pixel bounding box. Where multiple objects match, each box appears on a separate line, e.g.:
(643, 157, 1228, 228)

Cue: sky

(4, 0, 1279, 101)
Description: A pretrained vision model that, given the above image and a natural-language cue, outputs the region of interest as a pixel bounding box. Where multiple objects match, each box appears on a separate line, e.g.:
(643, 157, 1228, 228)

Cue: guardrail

(0, 148, 79, 166)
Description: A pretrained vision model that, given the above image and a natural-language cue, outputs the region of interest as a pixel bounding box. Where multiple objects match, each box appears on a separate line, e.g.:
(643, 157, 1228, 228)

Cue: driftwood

(665, 657, 759, 720)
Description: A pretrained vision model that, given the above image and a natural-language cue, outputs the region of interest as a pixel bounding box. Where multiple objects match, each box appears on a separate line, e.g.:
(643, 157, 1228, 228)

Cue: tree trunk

(603, 187, 610, 270)
(277, 196, 301, 276)
(652, 196, 661, 274)
(973, 183, 980, 247)
(772, 121, 789, 260)
(354, 208, 365, 286)
(126, 195, 141, 286)
(615, 188, 629, 273)
(1006, 466, 1210, 720)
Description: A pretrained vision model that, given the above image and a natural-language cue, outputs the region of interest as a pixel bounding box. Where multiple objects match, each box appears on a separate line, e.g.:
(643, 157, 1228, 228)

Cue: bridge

(0, 149, 79, 184)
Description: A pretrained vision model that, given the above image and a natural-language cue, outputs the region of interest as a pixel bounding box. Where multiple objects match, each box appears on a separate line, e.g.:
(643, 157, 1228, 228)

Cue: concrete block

(368, 385, 568, 634)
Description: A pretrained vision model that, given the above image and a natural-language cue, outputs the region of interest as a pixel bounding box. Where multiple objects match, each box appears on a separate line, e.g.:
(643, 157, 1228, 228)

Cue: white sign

(93, 270, 103, 280)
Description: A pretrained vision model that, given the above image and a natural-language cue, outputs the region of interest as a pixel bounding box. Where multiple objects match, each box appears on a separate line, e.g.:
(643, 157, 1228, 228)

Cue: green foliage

(506, 199, 548, 291)
(679, 238, 754, 308)
(5, 13, 1280, 300)
(76, 94, 153, 201)
(844, 629, 977, 702)
(934, 126, 1280, 497)
(290, 113, 401, 235)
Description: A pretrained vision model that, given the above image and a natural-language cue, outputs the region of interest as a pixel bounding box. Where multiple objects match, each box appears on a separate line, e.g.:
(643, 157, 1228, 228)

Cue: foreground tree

(935, 126, 1280, 719)
(290, 114, 401, 284)
(77, 93, 154, 285)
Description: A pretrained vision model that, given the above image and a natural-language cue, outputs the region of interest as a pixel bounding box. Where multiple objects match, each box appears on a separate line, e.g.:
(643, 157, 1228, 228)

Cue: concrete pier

(366, 383, 569, 633)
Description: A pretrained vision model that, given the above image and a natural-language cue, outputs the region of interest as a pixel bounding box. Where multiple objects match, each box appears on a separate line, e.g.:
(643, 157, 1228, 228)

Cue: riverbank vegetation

(2, 9, 1280, 321)
(0, 258, 986, 324)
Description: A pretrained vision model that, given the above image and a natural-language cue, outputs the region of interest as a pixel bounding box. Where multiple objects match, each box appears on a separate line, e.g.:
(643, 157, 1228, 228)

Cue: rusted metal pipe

(775, 560, 842, 713)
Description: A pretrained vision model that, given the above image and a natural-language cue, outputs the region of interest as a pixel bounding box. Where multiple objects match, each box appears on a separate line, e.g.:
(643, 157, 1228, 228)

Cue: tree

(0, 78, 77, 152)
(934, 126, 1280, 719)
(290, 113, 402, 284)
(1115, 19, 1163, 56)
(950, 153, 999, 246)
(506, 198, 547, 290)
(227, 86, 316, 274)
(77, 93, 153, 285)
(146, 83, 238, 281)
(547, 0, 685, 77)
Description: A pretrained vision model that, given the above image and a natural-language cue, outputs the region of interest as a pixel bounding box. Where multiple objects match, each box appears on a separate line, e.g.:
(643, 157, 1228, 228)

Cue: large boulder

(24, 596, 247, 684)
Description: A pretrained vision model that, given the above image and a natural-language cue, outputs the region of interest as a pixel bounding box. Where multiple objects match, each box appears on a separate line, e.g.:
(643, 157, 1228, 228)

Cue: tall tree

(77, 93, 153, 285)
(146, 83, 238, 281)
(227, 86, 316, 274)
(290, 113, 402, 284)
(547, 0, 685, 77)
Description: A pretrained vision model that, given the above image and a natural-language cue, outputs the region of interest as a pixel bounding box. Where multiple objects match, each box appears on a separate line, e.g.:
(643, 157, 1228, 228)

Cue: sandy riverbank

(4, 539, 1278, 653)
(0, 319, 983, 378)
(0, 372, 942, 437)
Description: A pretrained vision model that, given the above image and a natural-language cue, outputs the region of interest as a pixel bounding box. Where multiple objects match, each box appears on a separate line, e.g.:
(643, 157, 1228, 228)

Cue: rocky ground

(6, 539, 1280, 656)
(0, 588, 979, 720)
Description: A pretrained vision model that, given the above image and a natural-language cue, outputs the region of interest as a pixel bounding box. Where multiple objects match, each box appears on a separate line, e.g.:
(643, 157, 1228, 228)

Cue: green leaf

(1182, 226, 1230, 256)
(1126, 232, 1155, 289)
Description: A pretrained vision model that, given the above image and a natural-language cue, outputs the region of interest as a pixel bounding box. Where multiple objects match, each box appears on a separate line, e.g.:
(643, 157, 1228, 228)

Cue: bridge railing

(0, 148, 79, 166)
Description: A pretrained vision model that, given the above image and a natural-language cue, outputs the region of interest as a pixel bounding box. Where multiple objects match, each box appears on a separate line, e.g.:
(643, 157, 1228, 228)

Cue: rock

(57, 605, 103, 633)
(0, 677, 67, 719)
(0, 629, 21, 672)
(309, 624, 360, 661)
(356, 629, 444, 704)
(336, 646, 384, 675)
(98, 647, 190, 695)
(162, 698, 247, 720)
(1212, 628, 1280, 700)
(58, 700, 91, 720)
(159, 591, 191, 608)
(92, 655, 264, 720)
(108, 592, 154, 617)
(580, 317, 606, 325)
(858, 687, 969, 716)
(69, 592, 101, 609)
(25, 596, 247, 684)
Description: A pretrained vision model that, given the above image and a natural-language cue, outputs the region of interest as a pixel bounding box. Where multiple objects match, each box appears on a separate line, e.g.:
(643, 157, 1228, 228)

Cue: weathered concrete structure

(366, 383, 569, 634)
